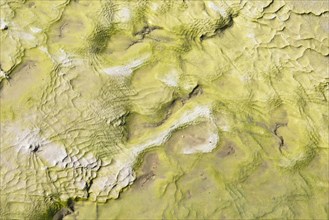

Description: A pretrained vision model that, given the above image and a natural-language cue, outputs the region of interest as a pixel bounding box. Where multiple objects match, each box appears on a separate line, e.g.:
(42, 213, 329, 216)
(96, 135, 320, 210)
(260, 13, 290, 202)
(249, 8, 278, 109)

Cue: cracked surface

(0, 0, 328, 219)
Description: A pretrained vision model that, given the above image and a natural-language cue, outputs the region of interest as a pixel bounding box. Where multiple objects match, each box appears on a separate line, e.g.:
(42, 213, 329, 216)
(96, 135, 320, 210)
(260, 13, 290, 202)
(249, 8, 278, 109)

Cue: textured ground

(0, 0, 328, 219)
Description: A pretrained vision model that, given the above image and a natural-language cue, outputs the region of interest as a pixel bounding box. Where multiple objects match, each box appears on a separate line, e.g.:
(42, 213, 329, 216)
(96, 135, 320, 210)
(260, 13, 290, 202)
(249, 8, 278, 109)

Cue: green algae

(0, 0, 328, 219)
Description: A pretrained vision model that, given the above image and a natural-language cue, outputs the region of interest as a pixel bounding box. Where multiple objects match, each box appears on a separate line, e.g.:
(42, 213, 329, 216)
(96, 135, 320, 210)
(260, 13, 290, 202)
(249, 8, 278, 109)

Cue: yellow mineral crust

(0, 0, 328, 219)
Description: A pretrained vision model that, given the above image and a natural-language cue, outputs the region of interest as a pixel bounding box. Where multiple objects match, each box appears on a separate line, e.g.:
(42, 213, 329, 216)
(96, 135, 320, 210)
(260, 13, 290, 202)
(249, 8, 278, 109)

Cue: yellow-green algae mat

(0, 0, 328, 219)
